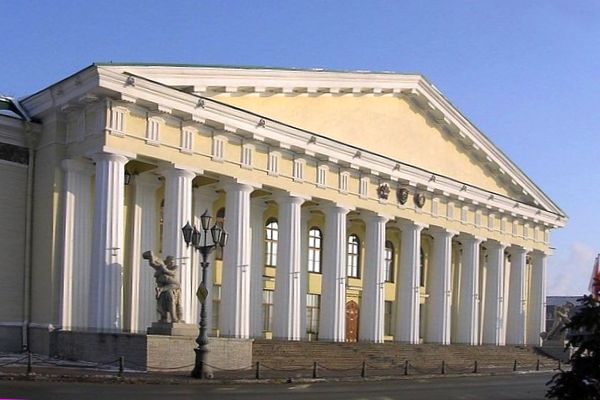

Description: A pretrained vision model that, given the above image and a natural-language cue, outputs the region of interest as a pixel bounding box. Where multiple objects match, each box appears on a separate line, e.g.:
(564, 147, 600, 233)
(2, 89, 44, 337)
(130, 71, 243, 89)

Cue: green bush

(547, 295, 600, 399)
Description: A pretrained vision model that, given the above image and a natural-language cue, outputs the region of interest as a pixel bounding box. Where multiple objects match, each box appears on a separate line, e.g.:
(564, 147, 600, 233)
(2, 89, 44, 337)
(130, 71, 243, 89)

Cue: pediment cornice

(20, 64, 567, 227)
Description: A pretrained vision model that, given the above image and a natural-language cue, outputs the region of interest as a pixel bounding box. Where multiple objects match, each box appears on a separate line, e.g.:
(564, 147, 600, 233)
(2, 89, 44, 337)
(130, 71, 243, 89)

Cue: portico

(0, 64, 566, 358)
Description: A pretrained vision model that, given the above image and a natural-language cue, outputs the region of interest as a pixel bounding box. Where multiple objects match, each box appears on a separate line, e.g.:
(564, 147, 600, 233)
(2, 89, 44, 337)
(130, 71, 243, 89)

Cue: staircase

(253, 340, 558, 375)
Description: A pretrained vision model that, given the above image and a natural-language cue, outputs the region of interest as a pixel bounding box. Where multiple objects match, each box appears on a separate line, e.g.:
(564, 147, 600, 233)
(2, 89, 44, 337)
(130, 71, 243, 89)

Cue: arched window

(347, 234, 360, 278)
(384, 241, 394, 282)
(419, 247, 426, 287)
(265, 218, 278, 267)
(308, 227, 322, 273)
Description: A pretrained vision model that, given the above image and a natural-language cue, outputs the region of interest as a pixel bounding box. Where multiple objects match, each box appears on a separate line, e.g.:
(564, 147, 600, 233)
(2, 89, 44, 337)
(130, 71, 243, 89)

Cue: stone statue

(142, 251, 183, 323)
(540, 302, 575, 341)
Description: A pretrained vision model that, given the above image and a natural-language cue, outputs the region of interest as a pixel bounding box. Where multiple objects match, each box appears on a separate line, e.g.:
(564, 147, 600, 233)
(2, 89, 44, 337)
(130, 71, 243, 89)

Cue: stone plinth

(147, 322, 198, 337)
(147, 336, 253, 371)
(538, 338, 571, 362)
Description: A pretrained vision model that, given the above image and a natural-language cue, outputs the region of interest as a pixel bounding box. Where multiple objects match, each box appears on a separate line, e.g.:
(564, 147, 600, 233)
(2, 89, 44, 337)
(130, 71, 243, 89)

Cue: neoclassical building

(0, 64, 566, 355)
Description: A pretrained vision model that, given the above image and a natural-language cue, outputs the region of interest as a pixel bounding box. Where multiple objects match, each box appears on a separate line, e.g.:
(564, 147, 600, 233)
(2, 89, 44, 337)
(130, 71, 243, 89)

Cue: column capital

(361, 210, 390, 224)
(62, 158, 94, 175)
(157, 161, 203, 176)
(429, 226, 458, 239)
(90, 151, 129, 165)
(396, 218, 428, 232)
(322, 202, 352, 215)
(134, 171, 161, 189)
(485, 239, 509, 251)
(193, 184, 219, 201)
(160, 165, 197, 181)
(273, 191, 310, 206)
(530, 248, 550, 258)
(457, 232, 484, 245)
(508, 245, 531, 257)
(220, 177, 262, 192)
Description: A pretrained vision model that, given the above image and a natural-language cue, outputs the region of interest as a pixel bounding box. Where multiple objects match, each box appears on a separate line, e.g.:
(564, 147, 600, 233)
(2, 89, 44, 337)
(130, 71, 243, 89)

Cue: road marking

(288, 384, 311, 390)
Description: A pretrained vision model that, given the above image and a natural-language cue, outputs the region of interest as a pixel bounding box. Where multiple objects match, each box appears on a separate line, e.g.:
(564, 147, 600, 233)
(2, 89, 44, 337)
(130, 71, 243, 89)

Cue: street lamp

(181, 210, 228, 379)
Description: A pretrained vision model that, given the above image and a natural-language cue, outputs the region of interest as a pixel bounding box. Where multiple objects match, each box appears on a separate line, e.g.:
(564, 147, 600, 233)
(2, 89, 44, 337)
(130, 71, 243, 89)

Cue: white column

(359, 213, 388, 343)
(161, 167, 195, 323)
(89, 153, 128, 331)
(320, 204, 349, 342)
(300, 208, 309, 340)
(527, 250, 547, 346)
(426, 227, 456, 344)
(506, 246, 528, 345)
(128, 172, 161, 332)
(456, 234, 483, 345)
(395, 220, 426, 344)
(192, 186, 219, 328)
(249, 198, 267, 338)
(220, 182, 253, 338)
(60, 159, 93, 330)
(273, 194, 306, 340)
(482, 240, 507, 345)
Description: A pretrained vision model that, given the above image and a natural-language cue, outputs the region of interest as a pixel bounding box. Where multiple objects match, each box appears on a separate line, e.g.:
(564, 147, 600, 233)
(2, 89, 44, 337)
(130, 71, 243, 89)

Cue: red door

(346, 300, 359, 342)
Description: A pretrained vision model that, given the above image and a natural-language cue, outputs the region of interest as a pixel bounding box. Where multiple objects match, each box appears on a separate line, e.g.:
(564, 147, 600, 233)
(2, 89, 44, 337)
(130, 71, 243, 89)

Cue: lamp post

(182, 210, 228, 379)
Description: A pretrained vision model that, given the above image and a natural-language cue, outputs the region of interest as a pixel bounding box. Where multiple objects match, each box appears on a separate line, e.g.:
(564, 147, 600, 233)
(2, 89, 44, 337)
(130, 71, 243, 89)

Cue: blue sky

(3, 1, 599, 295)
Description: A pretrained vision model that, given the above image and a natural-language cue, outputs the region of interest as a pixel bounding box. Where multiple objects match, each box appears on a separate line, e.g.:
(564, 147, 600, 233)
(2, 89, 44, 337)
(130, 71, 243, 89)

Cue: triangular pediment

(26, 63, 564, 221)
(212, 93, 524, 201)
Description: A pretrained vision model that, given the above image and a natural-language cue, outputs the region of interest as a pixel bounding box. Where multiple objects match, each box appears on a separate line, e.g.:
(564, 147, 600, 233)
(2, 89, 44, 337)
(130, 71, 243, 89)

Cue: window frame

(347, 234, 361, 278)
(265, 218, 278, 267)
(308, 227, 322, 273)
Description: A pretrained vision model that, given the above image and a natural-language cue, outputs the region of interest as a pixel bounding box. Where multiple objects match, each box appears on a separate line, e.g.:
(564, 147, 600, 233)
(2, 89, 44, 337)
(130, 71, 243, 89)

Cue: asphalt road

(1, 372, 554, 400)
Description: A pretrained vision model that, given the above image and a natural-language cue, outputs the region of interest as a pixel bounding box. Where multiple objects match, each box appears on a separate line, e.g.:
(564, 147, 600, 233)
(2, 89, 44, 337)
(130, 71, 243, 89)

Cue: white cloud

(547, 241, 597, 296)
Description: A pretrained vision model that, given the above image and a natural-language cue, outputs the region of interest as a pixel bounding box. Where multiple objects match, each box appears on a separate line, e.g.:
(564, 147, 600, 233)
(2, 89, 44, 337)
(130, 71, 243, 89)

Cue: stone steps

(252, 340, 557, 370)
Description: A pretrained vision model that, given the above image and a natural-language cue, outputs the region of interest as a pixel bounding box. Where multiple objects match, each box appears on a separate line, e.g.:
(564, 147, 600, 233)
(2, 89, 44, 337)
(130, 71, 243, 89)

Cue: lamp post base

(191, 347, 213, 379)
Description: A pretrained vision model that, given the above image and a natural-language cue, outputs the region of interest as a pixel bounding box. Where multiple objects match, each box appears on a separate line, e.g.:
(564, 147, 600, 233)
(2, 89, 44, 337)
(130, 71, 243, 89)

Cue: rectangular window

(431, 198, 439, 216)
(110, 108, 125, 135)
(317, 165, 327, 187)
(488, 213, 495, 230)
(263, 290, 274, 332)
(524, 224, 530, 239)
(339, 171, 349, 193)
(306, 294, 320, 339)
(347, 235, 360, 278)
(447, 202, 454, 220)
(308, 228, 322, 273)
(293, 159, 304, 181)
(384, 301, 393, 336)
(475, 210, 482, 227)
(268, 152, 279, 175)
(146, 118, 160, 144)
(359, 176, 369, 198)
(180, 127, 194, 153)
(212, 136, 225, 161)
(241, 145, 253, 168)
(461, 206, 468, 223)
(211, 284, 221, 335)
(501, 217, 508, 233)
(512, 220, 519, 235)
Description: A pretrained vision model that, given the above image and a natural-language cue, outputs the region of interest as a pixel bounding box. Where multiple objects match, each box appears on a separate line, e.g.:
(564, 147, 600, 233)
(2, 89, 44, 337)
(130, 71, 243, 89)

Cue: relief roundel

(414, 193, 426, 208)
(397, 188, 409, 205)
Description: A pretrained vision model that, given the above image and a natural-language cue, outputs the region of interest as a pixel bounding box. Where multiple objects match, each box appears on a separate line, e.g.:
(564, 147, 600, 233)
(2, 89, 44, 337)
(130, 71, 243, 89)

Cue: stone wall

(50, 330, 147, 369)
(147, 335, 253, 372)
(47, 330, 252, 372)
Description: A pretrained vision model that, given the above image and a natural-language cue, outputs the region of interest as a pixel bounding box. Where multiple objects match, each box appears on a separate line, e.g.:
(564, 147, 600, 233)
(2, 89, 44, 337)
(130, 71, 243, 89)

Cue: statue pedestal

(539, 336, 571, 362)
(147, 322, 199, 337)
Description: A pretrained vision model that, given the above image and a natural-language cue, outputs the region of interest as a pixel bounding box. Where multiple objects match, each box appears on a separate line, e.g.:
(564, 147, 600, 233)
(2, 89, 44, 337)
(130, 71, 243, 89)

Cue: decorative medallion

(397, 188, 409, 205)
(414, 193, 426, 208)
(377, 183, 390, 200)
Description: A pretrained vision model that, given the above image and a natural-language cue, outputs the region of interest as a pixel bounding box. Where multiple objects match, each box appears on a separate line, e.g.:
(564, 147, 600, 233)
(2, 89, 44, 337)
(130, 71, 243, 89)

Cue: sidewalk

(0, 352, 561, 385)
